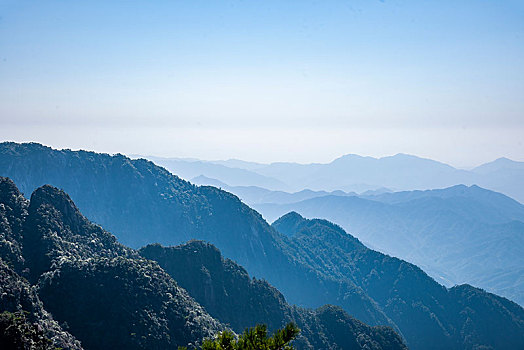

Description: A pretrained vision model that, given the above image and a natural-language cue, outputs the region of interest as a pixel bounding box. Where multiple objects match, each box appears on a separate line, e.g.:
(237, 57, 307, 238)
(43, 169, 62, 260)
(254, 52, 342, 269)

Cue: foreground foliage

(0, 311, 52, 350)
(180, 323, 300, 350)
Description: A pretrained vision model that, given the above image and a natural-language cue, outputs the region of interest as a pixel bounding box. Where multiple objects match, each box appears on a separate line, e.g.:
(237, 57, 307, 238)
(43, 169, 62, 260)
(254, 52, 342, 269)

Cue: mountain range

(191, 175, 359, 205)
(1, 142, 524, 349)
(185, 166, 524, 307)
(141, 153, 524, 203)
(254, 185, 524, 306)
(271, 212, 524, 350)
(0, 176, 406, 349)
(137, 155, 288, 190)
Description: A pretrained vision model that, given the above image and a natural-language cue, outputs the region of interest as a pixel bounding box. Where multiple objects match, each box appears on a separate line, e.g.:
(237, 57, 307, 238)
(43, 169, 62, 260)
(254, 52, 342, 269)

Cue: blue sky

(1, 0, 523, 166)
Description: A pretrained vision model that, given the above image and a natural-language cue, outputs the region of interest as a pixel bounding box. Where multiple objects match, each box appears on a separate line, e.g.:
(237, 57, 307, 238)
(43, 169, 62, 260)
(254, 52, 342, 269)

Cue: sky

(1, 0, 523, 167)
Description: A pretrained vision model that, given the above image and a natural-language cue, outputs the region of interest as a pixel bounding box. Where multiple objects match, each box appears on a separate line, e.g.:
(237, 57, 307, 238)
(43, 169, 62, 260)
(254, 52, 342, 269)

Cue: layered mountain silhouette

(139, 155, 289, 190)
(144, 153, 524, 203)
(0, 142, 397, 330)
(255, 185, 524, 306)
(1, 142, 523, 349)
(0, 176, 408, 349)
(191, 174, 357, 205)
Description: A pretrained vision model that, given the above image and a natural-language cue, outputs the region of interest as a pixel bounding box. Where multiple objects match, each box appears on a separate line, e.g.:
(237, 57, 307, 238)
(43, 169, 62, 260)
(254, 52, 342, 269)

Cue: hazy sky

(1, 0, 523, 166)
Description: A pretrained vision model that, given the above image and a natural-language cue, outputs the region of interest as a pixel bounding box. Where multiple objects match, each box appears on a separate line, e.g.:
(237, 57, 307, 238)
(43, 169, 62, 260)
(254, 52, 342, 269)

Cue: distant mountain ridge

(473, 157, 524, 174)
(191, 175, 357, 205)
(141, 152, 524, 203)
(139, 155, 289, 190)
(1, 142, 524, 349)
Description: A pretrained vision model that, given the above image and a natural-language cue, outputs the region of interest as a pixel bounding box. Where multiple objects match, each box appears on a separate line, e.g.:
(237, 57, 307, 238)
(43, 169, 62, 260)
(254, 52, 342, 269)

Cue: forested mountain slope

(0, 261, 83, 350)
(272, 213, 524, 350)
(140, 241, 407, 350)
(2, 142, 524, 350)
(255, 186, 524, 305)
(0, 177, 408, 350)
(0, 177, 223, 349)
(0, 142, 396, 329)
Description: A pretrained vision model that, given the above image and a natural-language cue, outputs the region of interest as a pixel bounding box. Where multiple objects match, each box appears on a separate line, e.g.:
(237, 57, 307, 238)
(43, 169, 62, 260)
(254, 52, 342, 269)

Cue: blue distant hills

(142, 153, 524, 204)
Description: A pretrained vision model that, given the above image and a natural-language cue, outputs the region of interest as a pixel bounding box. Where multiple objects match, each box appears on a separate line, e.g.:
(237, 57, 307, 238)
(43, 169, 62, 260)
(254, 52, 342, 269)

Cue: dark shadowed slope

(37, 257, 222, 350)
(0, 177, 223, 349)
(0, 261, 83, 350)
(0, 178, 83, 349)
(140, 241, 407, 350)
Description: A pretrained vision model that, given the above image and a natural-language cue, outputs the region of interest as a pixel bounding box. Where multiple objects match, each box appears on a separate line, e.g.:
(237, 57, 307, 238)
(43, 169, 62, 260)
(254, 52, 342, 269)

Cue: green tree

(182, 323, 300, 350)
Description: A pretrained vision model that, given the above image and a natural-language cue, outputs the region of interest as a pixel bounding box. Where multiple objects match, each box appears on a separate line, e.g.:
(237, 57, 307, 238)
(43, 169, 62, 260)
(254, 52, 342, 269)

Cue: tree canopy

(182, 323, 300, 350)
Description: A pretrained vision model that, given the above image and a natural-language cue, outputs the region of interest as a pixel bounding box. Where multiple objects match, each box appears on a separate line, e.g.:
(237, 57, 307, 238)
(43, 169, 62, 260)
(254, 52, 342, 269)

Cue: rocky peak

(29, 185, 87, 234)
